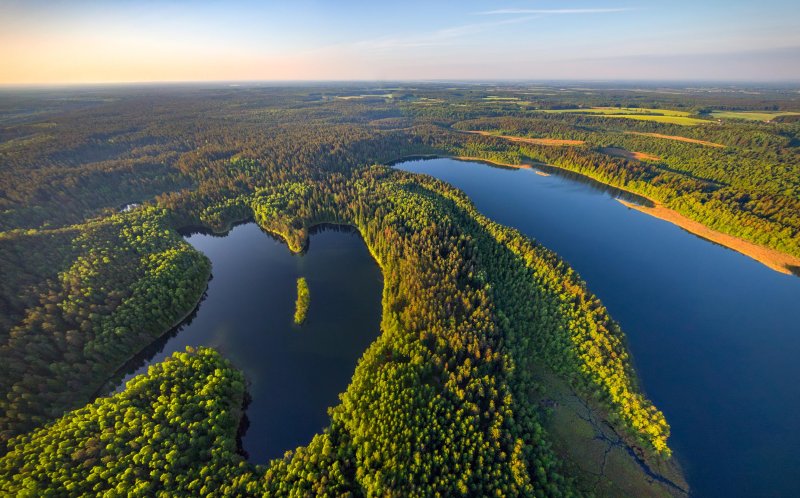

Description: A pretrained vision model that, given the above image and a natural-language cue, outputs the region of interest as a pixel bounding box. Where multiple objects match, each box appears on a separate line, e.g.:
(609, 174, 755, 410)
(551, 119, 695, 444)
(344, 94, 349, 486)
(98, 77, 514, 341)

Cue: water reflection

(100, 223, 383, 464)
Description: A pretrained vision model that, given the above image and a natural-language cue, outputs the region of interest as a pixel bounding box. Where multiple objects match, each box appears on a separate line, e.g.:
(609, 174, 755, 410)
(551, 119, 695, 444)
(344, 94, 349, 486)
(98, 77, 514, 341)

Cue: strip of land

(617, 199, 800, 275)
(454, 156, 543, 173)
(466, 130, 585, 146)
(625, 132, 725, 148)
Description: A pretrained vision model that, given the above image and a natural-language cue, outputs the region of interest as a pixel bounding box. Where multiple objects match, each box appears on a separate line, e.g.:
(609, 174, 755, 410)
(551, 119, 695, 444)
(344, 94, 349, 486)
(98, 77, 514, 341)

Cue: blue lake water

(113, 224, 383, 464)
(396, 157, 800, 498)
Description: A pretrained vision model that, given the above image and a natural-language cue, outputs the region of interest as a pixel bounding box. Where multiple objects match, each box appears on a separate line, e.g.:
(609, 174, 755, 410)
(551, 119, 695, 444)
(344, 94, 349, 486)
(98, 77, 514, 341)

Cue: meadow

(709, 110, 800, 121)
(541, 107, 709, 125)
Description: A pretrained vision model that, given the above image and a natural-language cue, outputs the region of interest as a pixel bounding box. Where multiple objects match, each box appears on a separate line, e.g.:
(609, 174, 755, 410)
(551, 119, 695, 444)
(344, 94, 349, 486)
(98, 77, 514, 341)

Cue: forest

(294, 277, 310, 325)
(1, 83, 797, 495)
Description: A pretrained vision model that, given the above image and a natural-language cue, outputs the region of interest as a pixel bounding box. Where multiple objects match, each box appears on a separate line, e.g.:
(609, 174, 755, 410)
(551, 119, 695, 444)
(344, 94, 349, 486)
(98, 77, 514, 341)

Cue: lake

(395, 157, 800, 498)
(112, 223, 383, 464)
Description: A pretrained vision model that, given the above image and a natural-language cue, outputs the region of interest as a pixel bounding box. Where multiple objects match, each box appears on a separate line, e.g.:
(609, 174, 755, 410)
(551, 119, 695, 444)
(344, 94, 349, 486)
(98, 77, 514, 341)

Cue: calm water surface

(396, 158, 800, 498)
(114, 224, 382, 464)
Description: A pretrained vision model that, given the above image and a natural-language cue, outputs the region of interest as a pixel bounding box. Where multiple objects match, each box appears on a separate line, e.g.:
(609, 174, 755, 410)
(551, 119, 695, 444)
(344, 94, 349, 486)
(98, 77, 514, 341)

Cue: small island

(293, 277, 310, 325)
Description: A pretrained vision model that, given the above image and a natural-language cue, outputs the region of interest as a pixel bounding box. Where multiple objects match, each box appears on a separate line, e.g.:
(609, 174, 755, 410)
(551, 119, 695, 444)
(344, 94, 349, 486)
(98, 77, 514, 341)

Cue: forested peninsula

(3, 83, 797, 495)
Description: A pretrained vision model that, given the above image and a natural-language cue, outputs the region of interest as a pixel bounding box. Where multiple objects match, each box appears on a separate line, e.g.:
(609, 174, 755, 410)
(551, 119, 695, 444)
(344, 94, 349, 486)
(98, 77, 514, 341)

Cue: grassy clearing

(465, 130, 585, 146)
(709, 110, 800, 122)
(599, 114, 707, 125)
(0, 133, 53, 151)
(601, 147, 660, 161)
(625, 132, 725, 148)
(410, 97, 445, 105)
(334, 94, 393, 100)
(545, 107, 691, 117)
(541, 107, 708, 126)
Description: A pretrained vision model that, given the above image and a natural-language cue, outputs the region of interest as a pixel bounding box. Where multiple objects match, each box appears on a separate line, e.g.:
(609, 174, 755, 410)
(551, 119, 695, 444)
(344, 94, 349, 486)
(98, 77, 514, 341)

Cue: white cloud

(477, 8, 631, 15)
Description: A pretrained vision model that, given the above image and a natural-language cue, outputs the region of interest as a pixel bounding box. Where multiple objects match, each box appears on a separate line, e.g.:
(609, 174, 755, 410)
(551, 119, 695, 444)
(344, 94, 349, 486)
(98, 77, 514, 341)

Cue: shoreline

(532, 365, 689, 497)
(616, 199, 800, 275)
(393, 154, 799, 276)
(452, 156, 552, 176)
(94, 217, 386, 399)
(92, 272, 210, 399)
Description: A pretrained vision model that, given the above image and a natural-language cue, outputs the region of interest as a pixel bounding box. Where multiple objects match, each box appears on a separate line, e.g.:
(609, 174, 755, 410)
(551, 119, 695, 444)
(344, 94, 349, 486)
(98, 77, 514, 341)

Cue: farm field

(464, 129, 585, 146)
(623, 131, 727, 147)
(540, 107, 709, 125)
(709, 110, 800, 121)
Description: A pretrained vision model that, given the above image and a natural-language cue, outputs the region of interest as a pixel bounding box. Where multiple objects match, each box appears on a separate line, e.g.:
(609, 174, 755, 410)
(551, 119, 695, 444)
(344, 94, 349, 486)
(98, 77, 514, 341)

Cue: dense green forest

(293, 277, 310, 325)
(444, 117, 800, 258)
(2, 83, 796, 495)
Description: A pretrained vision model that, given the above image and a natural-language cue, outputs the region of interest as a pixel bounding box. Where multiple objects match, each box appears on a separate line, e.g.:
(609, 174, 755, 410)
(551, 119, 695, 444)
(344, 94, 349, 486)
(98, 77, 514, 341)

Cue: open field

(465, 130, 585, 146)
(540, 107, 708, 125)
(625, 131, 726, 148)
(0, 133, 53, 151)
(709, 110, 800, 121)
(333, 94, 393, 100)
(599, 114, 707, 125)
(545, 107, 691, 116)
(601, 147, 660, 161)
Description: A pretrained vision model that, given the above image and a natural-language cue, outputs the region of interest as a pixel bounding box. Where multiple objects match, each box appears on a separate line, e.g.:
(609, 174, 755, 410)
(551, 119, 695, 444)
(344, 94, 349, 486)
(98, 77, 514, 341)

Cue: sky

(1, 0, 799, 84)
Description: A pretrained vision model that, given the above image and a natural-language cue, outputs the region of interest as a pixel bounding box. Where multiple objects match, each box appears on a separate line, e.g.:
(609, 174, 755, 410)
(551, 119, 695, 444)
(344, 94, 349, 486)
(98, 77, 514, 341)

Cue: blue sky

(2, 0, 799, 83)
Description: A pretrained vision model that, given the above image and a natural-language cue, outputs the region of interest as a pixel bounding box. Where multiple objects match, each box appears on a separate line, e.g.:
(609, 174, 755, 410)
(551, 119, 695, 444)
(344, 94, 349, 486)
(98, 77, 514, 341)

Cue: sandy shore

(397, 154, 799, 275)
(457, 156, 799, 275)
(617, 199, 800, 275)
(453, 156, 554, 176)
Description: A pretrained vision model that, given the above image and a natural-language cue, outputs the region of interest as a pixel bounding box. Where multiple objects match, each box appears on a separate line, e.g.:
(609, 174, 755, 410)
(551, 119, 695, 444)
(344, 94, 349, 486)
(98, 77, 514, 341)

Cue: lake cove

(107, 223, 383, 464)
(395, 157, 800, 498)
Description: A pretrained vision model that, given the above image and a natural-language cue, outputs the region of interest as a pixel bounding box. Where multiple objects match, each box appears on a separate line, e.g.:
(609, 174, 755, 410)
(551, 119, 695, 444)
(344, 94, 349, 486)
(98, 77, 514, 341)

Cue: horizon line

(3, 77, 800, 89)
